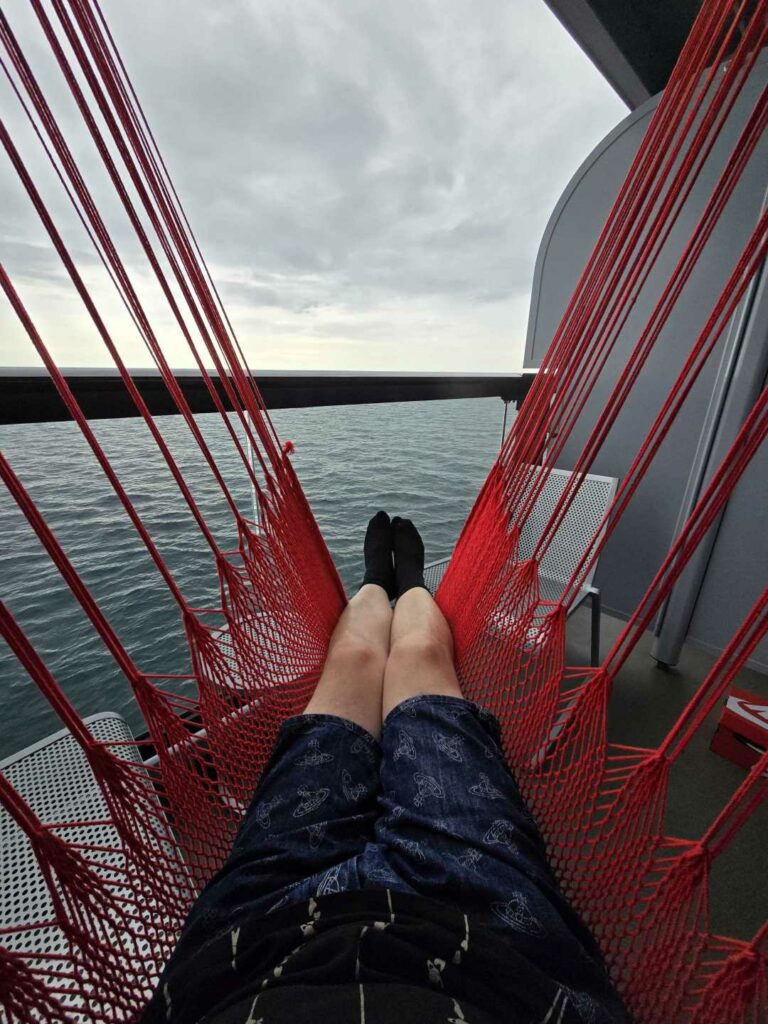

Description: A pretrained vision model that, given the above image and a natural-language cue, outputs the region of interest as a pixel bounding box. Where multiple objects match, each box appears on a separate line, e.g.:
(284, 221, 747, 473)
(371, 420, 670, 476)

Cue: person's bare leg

(382, 518, 463, 719)
(303, 584, 392, 738)
(382, 587, 463, 718)
(303, 512, 396, 739)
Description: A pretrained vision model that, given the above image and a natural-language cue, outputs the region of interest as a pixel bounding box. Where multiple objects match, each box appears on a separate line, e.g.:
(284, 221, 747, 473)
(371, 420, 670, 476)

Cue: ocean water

(0, 398, 509, 758)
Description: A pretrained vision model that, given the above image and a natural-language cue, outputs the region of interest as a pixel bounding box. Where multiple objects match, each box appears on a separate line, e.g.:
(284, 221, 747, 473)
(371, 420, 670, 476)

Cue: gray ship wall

(523, 53, 768, 671)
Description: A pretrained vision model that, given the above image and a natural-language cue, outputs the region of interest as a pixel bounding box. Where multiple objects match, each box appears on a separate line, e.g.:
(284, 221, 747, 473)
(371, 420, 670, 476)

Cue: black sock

(392, 516, 426, 598)
(361, 511, 396, 599)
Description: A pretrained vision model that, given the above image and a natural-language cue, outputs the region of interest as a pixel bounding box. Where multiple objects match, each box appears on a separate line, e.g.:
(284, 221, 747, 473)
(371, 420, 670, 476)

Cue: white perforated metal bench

(0, 712, 157, 1011)
(425, 467, 618, 666)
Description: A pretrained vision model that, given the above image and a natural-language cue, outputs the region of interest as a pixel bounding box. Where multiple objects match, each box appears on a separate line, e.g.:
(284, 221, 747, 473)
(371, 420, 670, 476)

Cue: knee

(328, 635, 385, 675)
(388, 633, 453, 669)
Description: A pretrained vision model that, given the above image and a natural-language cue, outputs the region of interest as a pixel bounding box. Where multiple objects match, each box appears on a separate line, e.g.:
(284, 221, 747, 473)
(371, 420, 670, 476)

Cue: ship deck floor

(565, 603, 768, 942)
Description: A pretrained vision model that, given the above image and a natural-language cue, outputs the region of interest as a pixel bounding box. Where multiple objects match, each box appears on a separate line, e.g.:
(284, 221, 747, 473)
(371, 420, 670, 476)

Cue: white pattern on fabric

(452, 913, 470, 965)
(307, 822, 326, 849)
(359, 983, 366, 1023)
(393, 731, 417, 760)
(387, 888, 395, 924)
(300, 896, 322, 938)
(262, 941, 305, 989)
(441, 704, 469, 722)
(434, 733, 465, 762)
(484, 819, 517, 847)
(401, 838, 427, 862)
(539, 987, 571, 1024)
(355, 925, 369, 981)
(267, 878, 303, 913)
(350, 736, 376, 762)
(452, 847, 483, 873)
(427, 956, 446, 988)
(491, 893, 545, 935)
(539, 988, 561, 1024)
(413, 772, 444, 807)
(468, 773, 503, 799)
(296, 738, 334, 766)
(230, 925, 240, 970)
(244, 992, 262, 1024)
(293, 787, 330, 817)
(366, 865, 400, 886)
(564, 988, 601, 1024)
(448, 996, 468, 1021)
(317, 863, 345, 895)
(342, 768, 368, 802)
(255, 796, 282, 829)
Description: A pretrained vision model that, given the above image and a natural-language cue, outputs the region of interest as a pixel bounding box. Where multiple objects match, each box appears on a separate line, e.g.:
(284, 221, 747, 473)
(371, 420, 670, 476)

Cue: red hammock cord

(1, 0, 766, 1021)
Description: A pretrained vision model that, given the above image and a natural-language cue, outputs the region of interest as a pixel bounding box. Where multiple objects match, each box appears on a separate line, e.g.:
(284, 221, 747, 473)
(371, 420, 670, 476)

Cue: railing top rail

(0, 368, 536, 424)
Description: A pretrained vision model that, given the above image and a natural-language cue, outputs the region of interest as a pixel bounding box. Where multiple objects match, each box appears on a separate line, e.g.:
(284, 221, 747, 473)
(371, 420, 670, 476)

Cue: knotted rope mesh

(1, 0, 766, 1020)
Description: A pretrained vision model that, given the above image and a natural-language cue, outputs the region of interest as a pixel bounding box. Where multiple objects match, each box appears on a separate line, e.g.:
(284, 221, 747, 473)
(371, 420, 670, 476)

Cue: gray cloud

(0, 0, 625, 370)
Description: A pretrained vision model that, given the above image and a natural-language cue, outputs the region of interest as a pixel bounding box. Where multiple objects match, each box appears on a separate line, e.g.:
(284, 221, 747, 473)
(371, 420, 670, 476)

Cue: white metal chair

(424, 467, 618, 666)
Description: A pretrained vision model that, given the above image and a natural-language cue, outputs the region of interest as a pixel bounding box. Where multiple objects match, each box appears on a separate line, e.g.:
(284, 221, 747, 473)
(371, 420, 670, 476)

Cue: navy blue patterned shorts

(183, 695, 606, 977)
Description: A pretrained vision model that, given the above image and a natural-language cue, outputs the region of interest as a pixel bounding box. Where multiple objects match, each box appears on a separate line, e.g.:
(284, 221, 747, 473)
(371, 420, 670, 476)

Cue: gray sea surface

(0, 398, 508, 757)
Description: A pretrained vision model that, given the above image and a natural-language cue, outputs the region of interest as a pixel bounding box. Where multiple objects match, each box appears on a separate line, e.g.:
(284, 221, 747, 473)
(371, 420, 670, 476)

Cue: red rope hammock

(1, 1, 766, 1020)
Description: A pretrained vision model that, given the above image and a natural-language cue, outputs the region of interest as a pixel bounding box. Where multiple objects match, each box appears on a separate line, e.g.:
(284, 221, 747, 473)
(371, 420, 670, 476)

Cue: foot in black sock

(392, 516, 426, 598)
(361, 511, 396, 599)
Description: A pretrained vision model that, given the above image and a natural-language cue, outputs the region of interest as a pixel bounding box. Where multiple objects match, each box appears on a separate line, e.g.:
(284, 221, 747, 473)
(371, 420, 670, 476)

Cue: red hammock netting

(0, 0, 766, 1020)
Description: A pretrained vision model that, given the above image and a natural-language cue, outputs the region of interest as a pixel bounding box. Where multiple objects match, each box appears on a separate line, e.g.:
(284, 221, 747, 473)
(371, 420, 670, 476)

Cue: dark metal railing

(0, 367, 536, 424)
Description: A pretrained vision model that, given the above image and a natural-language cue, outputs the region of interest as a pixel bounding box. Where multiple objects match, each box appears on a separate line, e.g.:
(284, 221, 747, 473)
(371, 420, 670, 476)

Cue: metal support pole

(500, 399, 510, 450)
(246, 413, 260, 527)
(590, 589, 602, 667)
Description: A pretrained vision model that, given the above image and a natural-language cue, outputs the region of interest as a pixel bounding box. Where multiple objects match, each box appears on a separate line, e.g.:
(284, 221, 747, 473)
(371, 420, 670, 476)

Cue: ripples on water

(0, 398, 509, 756)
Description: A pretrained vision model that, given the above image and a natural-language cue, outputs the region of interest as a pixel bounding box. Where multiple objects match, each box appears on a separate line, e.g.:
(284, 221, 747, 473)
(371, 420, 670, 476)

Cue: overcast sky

(0, 0, 625, 372)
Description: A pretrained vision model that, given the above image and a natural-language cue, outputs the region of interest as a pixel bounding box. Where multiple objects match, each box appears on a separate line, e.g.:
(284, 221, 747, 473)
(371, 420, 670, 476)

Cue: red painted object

(711, 687, 768, 770)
